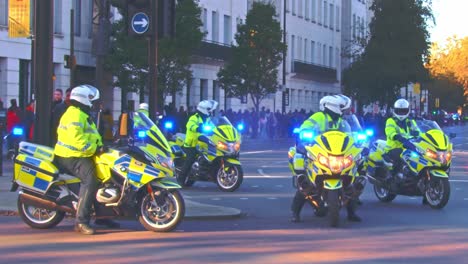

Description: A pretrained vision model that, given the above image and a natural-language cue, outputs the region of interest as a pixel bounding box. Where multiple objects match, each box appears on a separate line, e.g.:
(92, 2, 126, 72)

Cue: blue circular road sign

(131, 12, 150, 34)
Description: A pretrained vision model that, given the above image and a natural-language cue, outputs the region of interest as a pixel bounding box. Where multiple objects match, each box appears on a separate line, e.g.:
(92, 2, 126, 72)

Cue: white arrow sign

(134, 18, 148, 28)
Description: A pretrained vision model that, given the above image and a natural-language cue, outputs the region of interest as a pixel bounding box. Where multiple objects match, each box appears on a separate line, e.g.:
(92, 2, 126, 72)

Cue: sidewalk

(0, 159, 241, 219)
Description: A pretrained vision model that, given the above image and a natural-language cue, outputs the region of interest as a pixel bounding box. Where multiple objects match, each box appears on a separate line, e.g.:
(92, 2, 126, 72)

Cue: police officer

(178, 100, 218, 185)
(54, 85, 118, 235)
(290, 94, 361, 223)
(384, 99, 421, 192)
(133, 103, 149, 128)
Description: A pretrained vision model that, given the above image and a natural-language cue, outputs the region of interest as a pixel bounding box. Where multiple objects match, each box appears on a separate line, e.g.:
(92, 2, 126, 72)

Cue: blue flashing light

(300, 131, 314, 140)
(203, 125, 214, 132)
(410, 151, 419, 158)
(164, 121, 173, 129)
(357, 133, 367, 141)
(293, 128, 300, 134)
(365, 129, 374, 137)
(12, 127, 24, 136)
(237, 123, 244, 131)
(137, 130, 147, 138)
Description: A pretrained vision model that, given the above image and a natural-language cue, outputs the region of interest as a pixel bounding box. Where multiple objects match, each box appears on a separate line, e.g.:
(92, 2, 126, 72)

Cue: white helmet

(337, 94, 352, 112)
(70, 84, 100, 107)
(139, 103, 149, 111)
(197, 100, 218, 116)
(393, 98, 410, 120)
(320, 95, 346, 116)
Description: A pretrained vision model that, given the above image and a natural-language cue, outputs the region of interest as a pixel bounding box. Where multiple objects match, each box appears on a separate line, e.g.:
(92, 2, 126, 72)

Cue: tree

(343, 0, 433, 105)
(426, 36, 468, 99)
(106, 0, 204, 109)
(217, 2, 286, 112)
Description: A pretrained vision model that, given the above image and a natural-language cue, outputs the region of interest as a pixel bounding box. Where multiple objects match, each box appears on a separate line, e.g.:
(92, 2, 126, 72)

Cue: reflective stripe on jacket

(54, 106, 102, 158)
(385, 117, 418, 150)
(300, 112, 343, 132)
(184, 113, 204, 147)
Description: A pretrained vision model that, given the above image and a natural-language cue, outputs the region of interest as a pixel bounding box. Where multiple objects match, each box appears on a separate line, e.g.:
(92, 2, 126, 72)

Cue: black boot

(422, 196, 429, 205)
(347, 200, 362, 222)
(290, 191, 306, 223)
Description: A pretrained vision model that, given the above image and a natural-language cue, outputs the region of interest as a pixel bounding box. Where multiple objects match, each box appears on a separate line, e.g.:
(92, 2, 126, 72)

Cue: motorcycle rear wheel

(425, 178, 450, 209)
(138, 189, 185, 232)
(327, 190, 340, 227)
(373, 184, 397, 202)
(216, 164, 243, 192)
(17, 197, 65, 229)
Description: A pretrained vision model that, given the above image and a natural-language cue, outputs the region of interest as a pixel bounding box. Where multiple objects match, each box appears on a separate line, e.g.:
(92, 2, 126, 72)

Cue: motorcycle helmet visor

(394, 108, 409, 116)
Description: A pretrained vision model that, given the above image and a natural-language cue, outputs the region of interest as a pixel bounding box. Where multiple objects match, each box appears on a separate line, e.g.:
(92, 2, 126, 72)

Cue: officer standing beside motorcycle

(54, 84, 119, 235)
(178, 100, 218, 185)
(290, 94, 362, 223)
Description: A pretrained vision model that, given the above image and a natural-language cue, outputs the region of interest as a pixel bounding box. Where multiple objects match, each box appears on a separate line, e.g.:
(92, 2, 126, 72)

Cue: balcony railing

(193, 40, 232, 61)
(293, 60, 337, 83)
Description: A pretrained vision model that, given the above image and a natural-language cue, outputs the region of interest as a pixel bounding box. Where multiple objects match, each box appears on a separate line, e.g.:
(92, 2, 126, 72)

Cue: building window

(298, 36, 303, 61)
(305, 0, 309, 20)
(223, 15, 231, 44)
(304, 38, 308, 61)
(286, 0, 290, 13)
(311, 40, 315, 63)
(0, 0, 7, 26)
(53, 0, 62, 34)
(200, 79, 208, 100)
(311, 0, 316, 22)
(322, 44, 326, 65)
(88, 1, 94, 38)
(335, 6, 340, 31)
(291, 35, 295, 69)
(329, 46, 333, 67)
(298, 0, 303, 18)
(329, 3, 334, 30)
(317, 42, 321, 64)
(317, 0, 322, 25)
(352, 14, 356, 39)
(357, 16, 360, 38)
(212, 11, 219, 42)
(292, 0, 296, 16)
(335, 47, 340, 70)
(202, 8, 208, 39)
(323, 1, 327, 27)
(74, 0, 82, 37)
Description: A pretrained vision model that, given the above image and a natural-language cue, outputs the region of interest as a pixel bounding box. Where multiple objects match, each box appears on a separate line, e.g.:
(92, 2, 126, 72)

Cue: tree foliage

(426, 36, 468, 99)
(343, 0, 433, 105)
(105, 0, 204, 107)
(217, 2, 286, 112)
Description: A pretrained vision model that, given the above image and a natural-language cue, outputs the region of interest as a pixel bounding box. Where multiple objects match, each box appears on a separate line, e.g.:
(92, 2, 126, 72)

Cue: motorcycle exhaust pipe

(19, 191, 75, 214)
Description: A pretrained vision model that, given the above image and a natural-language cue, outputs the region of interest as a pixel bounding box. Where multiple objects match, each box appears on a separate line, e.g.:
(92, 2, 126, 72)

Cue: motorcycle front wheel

(138, 189, 185, 232)
(373, 184, 397, 202)
(216, 164, 243, 192)
(327, 190, 340, 227)
(425, 178, 450, 209)
(17, 196, 65, 229)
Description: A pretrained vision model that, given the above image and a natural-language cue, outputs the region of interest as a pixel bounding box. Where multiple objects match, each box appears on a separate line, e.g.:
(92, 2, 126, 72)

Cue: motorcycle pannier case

(13, 142, 59, 194)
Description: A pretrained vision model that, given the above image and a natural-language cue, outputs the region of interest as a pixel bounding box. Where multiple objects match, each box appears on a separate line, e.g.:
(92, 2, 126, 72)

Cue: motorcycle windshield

(204, 115, 240, 142)
(133, 112, 172, 156)
(416, 119, 442, 133)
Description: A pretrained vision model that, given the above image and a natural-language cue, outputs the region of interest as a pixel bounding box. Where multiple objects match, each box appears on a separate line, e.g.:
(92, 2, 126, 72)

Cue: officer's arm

(186, 116, 199, 133)
(385, 119, 399, 141)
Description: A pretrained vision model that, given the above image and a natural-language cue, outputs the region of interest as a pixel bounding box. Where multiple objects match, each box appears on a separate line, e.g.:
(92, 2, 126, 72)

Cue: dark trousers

(291, 190, 358, 217)
(55, 156, 98, 224)
(387, 148, 403, 173)
(180, 147, 197, 182)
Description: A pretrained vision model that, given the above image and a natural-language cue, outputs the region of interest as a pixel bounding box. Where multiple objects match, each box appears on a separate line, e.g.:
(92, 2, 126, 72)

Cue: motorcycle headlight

(234, 142, 241, 152)
(217, 142, 228, 151)
(318, 154, 353, 174)
(425, 149, 438, 160)
(157, 156, 174, 170)
(446, 151, 452, 162)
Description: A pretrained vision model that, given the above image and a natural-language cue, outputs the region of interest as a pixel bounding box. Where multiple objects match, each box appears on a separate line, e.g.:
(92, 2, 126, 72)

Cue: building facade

(0, 0, 371, 118)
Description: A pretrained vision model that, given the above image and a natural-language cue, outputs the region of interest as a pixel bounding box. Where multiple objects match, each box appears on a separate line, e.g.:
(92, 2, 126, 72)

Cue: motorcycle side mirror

(449, 133, 456, 139)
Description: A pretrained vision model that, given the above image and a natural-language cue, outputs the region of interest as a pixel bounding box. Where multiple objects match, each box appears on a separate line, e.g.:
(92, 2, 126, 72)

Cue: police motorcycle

(11, 112, 185, 232)
(288, 114, 367, 227)
(171, 114, 243, 192)
(365, 119, 455, 209)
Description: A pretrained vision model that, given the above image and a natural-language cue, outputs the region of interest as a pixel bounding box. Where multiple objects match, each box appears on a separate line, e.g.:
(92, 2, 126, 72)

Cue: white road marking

(464, 198, 468, 201)
(251, 185, 259, 188)
(243, 150, 274, 155)
(267, 197, 278, 200)
(240, 197, 249, 200)
(245, 175, 290, 179)
(211, 198, 221, 201)
(275, 185, 284, 188)
(449, 180, 468, 182)
(456, 188, 462, 191)
(409, 197, 417, 200)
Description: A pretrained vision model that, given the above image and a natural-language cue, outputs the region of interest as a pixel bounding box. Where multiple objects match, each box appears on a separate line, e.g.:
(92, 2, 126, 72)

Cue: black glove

(95, 145, 108, 155)
(395, 134, 415, 151)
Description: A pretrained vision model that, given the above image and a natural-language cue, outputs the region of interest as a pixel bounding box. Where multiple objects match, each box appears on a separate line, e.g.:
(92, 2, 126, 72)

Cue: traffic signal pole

(148, 0, 159, 121)
(33, 0, 53, 146)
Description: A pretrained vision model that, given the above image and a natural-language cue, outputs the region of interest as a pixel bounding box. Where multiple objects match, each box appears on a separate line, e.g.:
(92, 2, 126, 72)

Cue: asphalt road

(0, 125, 467, 263)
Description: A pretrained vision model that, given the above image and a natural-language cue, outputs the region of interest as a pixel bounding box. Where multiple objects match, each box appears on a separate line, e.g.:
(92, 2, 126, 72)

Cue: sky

(429, 0, 468, 43)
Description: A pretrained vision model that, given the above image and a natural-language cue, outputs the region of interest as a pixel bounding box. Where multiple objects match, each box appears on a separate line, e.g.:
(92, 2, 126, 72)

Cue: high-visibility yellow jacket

(385, 117, 418, 150)
(133, 109, 149, 128)
(300, 111, 343, 132)
(184, 113, 205, 147)
(54, 106, 102, 158)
